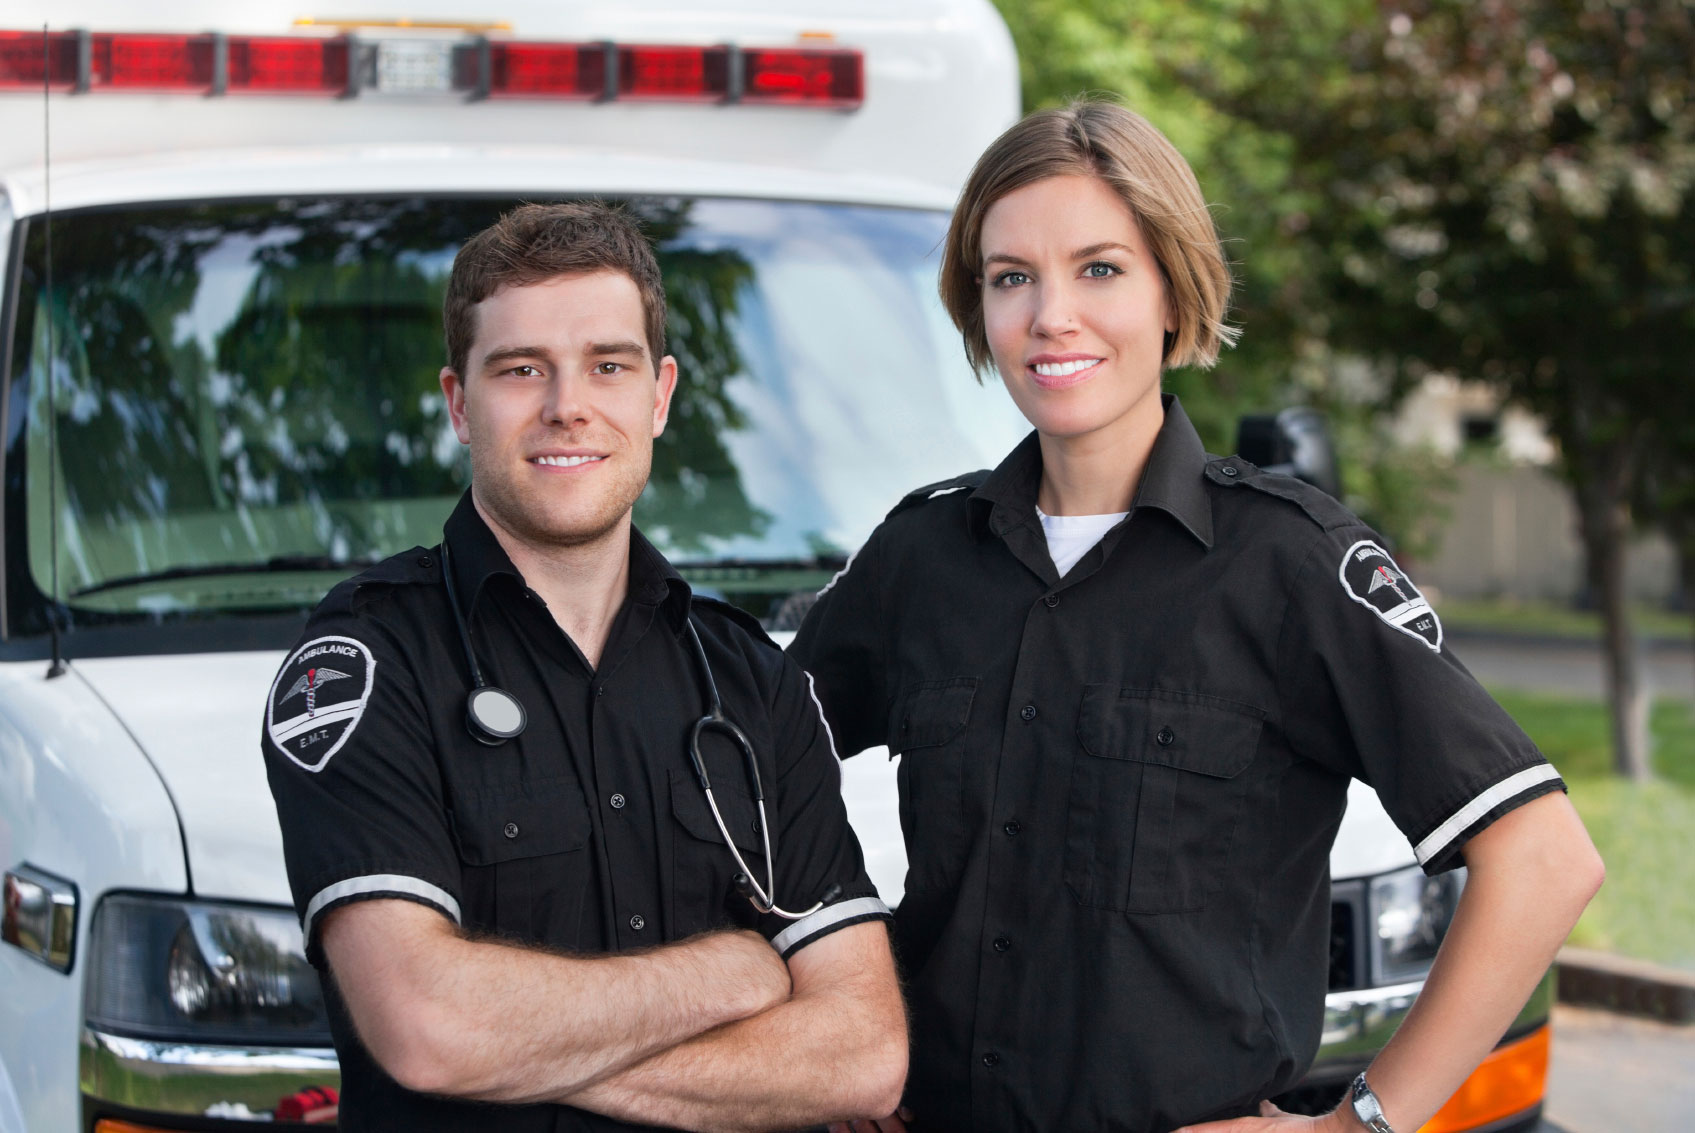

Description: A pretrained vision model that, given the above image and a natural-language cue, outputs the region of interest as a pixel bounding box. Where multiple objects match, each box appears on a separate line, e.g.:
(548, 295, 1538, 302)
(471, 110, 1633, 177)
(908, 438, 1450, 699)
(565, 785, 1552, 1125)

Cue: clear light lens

(87, 896, 329, 1044)
(1369, 865, 1465, 985)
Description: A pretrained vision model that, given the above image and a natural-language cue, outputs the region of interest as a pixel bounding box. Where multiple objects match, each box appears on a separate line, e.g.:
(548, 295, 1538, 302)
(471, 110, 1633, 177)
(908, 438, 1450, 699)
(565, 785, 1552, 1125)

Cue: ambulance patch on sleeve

(1339, 540, 1442, 651)
(267, 636, 377, 772)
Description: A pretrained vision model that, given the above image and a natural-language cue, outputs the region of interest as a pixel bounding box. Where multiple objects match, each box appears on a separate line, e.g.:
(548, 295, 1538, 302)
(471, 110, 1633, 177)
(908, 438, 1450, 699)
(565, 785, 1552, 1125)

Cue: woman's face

(979, 174, 1174, 444)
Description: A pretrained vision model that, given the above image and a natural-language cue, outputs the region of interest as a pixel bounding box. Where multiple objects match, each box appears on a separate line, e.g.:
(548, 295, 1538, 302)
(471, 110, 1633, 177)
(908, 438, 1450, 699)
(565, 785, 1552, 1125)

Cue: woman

(794, 99, 1602, 1133)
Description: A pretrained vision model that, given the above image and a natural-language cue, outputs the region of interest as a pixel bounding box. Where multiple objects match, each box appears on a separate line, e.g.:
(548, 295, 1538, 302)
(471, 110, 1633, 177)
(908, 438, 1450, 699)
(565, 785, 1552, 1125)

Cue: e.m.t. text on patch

(1338, 540, 1442, 651)
(267, 635, 377, 772)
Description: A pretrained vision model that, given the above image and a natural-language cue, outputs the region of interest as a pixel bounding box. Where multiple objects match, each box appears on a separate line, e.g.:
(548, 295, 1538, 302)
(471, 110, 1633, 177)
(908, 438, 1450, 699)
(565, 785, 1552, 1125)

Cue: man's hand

(1174, 1099, 1355, 1132)
(828, 1104, 913, 1132)
(708, 928, 793, 1016)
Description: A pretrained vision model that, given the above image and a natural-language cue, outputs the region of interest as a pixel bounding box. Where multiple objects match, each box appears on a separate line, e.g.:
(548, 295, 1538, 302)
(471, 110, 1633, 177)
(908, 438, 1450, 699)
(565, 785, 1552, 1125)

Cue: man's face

(441, 270, 677, 551)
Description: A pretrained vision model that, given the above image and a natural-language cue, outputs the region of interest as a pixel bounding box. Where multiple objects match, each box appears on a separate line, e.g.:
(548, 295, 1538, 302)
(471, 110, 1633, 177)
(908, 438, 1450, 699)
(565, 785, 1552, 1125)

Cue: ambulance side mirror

(1234, 408, 1343, 500)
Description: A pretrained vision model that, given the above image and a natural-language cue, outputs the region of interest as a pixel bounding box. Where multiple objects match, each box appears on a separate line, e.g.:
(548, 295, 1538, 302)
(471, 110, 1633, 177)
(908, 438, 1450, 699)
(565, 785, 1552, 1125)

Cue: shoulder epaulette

(690, 595, 779, 650)
(321, 545, 437, 615)
(1203, 458, 1357, 531)
(886, 470, 991, 520)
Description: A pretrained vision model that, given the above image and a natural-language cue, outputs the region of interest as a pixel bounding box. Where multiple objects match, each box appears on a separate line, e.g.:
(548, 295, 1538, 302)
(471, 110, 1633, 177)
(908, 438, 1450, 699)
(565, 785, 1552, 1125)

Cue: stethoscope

(439, 540, 838, 921)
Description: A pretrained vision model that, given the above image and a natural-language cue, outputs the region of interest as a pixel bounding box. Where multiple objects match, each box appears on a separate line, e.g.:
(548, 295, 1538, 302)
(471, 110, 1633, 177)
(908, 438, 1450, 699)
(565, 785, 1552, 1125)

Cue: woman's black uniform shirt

(790, 397, 1563, 1133)
(262, 492, 889, 1132)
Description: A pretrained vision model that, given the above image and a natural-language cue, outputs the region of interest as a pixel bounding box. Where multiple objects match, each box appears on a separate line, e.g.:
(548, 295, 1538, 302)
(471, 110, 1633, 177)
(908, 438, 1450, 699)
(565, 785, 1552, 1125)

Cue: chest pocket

(1064, 686, 1265, 914)
(888, 677, 979, 895)
(449, 777, 593, 940)
(670, 768, 766, 938)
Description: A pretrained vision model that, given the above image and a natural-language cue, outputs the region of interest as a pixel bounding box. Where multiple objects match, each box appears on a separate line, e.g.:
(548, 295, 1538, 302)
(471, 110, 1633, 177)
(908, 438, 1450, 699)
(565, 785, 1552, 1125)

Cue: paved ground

(1542, 1005, 1695, 1132)
(1449, 631, 1695, 702)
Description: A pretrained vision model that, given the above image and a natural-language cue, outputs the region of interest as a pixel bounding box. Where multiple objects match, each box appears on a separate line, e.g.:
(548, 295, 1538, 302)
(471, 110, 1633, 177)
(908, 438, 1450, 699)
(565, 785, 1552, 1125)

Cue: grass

(1488, 689, 1695, 970)
(1439, 598, 1694, 644)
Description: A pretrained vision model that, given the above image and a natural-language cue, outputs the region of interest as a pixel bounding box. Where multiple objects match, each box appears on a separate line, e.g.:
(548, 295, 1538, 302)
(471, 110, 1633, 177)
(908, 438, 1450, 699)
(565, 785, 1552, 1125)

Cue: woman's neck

(1035, 393, 1165, 517)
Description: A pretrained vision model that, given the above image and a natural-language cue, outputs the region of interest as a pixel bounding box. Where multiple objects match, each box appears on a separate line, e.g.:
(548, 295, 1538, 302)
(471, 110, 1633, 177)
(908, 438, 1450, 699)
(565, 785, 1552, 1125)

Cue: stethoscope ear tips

(467, 685, 527, 745)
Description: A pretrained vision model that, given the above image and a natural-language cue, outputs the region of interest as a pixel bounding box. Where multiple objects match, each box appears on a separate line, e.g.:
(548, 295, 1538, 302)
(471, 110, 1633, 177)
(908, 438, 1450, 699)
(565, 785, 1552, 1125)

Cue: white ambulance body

(0, 3, 1543, 1130)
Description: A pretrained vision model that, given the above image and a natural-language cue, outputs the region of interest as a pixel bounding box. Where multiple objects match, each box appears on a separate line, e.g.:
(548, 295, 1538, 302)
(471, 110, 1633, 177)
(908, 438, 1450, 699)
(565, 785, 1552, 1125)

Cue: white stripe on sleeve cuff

(1413, 765, 1563, 866)
(771, 896, 891, 958)
(303, 874, 462, 942)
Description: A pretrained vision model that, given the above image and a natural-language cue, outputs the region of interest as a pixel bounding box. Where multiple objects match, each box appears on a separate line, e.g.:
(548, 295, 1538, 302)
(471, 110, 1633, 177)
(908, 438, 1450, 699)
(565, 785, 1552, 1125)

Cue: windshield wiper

(68, 554, 374, 600)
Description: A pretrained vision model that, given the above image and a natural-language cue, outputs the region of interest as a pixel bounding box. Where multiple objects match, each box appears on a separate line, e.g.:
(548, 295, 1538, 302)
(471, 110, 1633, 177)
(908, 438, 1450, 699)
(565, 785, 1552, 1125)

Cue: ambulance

(0, 2, 1550, 1129)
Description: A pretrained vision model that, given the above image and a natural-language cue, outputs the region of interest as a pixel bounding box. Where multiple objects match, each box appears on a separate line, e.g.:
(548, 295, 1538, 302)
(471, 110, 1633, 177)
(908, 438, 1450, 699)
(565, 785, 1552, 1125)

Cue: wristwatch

(1349, 1072, 1395, 1133)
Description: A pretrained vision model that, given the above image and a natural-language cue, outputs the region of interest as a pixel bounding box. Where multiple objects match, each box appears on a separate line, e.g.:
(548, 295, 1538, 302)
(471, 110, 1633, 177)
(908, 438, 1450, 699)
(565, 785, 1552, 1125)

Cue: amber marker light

(1417, 1024, 1550, 1133)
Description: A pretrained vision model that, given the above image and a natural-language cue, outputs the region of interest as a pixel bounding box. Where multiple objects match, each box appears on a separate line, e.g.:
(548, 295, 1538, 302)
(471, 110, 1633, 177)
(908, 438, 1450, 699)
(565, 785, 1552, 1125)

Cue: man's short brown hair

(444, 201, 667, 376)
(939, 98, 1237, 378)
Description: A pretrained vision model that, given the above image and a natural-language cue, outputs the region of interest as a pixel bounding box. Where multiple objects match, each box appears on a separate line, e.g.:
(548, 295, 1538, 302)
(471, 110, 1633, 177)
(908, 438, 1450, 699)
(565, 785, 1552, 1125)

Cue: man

(262, 201, 906, 1132)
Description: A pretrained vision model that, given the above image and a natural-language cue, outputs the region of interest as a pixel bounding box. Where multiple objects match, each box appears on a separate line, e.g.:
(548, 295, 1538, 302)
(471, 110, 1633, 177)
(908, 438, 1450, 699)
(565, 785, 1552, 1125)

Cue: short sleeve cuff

(302, 873, 462, 959)
(1412, 764, 1566, 874)
(770, 895, 891, 960)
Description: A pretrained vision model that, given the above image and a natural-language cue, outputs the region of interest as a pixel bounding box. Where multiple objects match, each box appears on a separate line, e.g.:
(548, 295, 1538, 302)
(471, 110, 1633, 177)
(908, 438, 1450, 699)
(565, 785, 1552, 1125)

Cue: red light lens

(743, 48, 862, 108)
(89, 33, 215, 91)
(619, 45, 729, 101)
(482, 42, 603, 98)
(0, 30, 79, 90)
(227, 36, 348, 94)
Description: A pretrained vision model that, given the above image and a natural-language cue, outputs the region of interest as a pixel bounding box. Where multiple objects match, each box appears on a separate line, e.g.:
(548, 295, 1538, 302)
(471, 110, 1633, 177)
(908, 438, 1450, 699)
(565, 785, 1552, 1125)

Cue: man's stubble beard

(468, 437, 652, 554)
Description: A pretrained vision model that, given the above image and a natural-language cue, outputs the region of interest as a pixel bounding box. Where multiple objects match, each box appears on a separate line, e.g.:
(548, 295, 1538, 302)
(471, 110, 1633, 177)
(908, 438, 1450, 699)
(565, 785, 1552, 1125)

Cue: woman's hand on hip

(1174, 1098, 1358, 1132)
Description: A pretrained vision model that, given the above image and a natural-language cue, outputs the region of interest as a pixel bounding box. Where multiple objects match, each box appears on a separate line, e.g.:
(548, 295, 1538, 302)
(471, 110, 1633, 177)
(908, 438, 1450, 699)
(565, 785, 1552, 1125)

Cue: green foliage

(1490, 689, 1695, 966)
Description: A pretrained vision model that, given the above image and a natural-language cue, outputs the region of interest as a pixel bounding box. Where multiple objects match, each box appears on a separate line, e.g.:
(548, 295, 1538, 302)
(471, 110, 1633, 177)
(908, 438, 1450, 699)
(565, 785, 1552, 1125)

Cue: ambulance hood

(73, 651, 294, 906)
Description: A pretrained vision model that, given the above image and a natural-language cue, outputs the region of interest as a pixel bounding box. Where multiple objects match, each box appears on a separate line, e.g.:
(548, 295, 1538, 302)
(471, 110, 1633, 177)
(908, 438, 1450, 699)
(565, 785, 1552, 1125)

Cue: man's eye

(1083, 262, 1122, 279)
(594, 361, 625, 376)
(991, 270, 1031, 289)
(507, 364, 541, 377)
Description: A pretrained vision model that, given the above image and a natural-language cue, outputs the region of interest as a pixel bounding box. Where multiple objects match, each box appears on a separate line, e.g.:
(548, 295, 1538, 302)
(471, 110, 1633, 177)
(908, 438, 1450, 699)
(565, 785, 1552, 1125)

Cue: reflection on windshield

(11, 196, 1024, 629)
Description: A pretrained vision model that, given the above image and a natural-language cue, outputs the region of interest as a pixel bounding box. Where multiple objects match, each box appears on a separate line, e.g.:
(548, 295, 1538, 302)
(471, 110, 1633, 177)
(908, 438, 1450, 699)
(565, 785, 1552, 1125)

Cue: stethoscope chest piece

(467, 685, 526, 745)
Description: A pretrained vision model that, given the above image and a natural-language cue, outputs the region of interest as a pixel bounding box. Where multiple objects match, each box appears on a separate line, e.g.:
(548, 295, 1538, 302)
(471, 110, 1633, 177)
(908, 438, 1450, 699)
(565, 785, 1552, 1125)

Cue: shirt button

(1003, 819, 1022, 836)
(1221, 464, 1240, 478)
(1157, 726, 1176, 747)
(1043, 594, 1059, 608)
(416, 553, 433, 568)
(610, 793, 626, 810)
(629, 914, 646, 931)
(993, 936, 1011, 952)
(1019, 704, 1037, 722)
(503, 822, 519, 839)
(981, 1051, 1001, 1069)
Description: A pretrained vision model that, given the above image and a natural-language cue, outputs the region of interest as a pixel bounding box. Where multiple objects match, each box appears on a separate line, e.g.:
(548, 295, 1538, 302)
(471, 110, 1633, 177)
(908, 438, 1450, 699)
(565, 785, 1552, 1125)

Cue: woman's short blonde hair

(939, 98, 1238, 378)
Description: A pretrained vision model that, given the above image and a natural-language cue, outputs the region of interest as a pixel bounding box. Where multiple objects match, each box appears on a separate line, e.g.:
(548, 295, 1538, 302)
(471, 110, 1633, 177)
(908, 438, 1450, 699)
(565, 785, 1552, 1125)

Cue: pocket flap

(1076, 686, 1265, 779)
(670, 769, 766, 855)
(452, 779, 590, 866)
(889, 678, 980, 752)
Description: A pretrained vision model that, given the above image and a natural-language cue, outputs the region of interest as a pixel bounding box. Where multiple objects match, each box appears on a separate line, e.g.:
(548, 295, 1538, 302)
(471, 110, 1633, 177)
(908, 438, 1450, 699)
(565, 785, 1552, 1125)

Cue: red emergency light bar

(0, 28, 863, 108)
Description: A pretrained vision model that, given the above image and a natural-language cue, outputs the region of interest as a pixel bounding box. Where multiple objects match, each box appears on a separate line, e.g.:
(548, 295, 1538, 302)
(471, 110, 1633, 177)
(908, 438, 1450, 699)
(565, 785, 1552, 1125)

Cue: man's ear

(441, 367, 471, 445)
(651, 355, 679, 438)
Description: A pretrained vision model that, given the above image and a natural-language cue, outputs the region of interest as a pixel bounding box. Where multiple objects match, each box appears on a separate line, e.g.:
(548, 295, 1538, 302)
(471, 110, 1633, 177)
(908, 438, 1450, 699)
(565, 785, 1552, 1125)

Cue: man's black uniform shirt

(263, 493, 889, 1132)
(790, 397, 1564, 1133)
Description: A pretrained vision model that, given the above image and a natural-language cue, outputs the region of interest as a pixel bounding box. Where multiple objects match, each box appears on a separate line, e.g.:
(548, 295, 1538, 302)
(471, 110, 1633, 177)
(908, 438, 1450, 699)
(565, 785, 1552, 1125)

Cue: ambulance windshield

(8, 196, 1026, 634)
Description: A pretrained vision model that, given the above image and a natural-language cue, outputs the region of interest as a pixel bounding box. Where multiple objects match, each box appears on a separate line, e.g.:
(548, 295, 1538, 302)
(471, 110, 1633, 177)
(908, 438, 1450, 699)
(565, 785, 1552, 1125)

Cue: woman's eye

(991, 270, 1031, 288)
(1084, 262, 1122, 279)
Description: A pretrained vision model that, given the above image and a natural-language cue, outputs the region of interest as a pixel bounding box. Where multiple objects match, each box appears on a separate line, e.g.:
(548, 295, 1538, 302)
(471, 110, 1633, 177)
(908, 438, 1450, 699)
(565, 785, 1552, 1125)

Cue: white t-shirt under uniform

(1036, 506, 1129, 577)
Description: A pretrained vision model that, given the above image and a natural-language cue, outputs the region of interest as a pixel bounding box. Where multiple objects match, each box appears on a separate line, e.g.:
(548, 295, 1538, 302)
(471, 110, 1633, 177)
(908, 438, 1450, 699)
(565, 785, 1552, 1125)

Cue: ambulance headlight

(86, 895, 330, 1043)
(1368, 865, 1465, 985)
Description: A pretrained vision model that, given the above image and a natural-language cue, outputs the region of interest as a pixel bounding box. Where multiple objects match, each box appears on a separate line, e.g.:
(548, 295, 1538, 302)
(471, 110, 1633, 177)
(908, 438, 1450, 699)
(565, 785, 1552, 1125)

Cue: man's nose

(541, 373, 590, 427)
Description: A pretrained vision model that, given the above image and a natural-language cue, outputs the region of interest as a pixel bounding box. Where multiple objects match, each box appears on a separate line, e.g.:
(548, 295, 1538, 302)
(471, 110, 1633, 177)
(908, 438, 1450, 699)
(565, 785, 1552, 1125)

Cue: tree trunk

(1575, 467, 1653, 781)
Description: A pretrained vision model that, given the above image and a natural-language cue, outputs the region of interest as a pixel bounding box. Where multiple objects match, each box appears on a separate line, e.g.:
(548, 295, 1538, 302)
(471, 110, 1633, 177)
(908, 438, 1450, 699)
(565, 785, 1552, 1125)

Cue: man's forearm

(325, 902, 790, 1104)
(563, 923, 907, 1132)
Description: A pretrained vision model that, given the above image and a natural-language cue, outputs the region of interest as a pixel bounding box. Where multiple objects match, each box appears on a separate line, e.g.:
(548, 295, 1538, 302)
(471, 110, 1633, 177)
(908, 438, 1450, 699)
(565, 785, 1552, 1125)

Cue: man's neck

(471, 495, 632, 671)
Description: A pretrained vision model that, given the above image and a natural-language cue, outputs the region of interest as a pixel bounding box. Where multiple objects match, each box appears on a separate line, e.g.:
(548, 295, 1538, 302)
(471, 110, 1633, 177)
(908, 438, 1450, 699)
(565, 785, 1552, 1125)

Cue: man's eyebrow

(479, 345, 553, 369)
(586, 340, 648, 360)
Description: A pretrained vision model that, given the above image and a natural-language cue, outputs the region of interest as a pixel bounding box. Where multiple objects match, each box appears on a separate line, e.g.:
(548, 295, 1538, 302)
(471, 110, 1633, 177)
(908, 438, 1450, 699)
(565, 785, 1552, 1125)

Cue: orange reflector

(1417, 1024, 1549, 1133)
(94, 1120, 181, 1133)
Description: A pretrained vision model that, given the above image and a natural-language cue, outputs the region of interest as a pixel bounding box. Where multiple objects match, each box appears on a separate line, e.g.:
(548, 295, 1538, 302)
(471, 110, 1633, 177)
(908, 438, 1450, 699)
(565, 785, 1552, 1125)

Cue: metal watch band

(1350, 1071, 1395, 1133)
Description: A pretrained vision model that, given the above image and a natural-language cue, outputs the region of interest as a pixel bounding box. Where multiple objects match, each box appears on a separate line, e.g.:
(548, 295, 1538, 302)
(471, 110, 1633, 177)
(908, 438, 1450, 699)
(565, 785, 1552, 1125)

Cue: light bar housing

(0, 28, 863, 108)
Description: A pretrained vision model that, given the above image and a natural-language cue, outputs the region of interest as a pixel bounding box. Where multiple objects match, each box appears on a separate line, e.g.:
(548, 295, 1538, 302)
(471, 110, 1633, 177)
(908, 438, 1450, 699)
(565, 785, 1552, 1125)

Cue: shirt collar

(970, 393, 1215, 549)
(441, 490, 694, 631)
